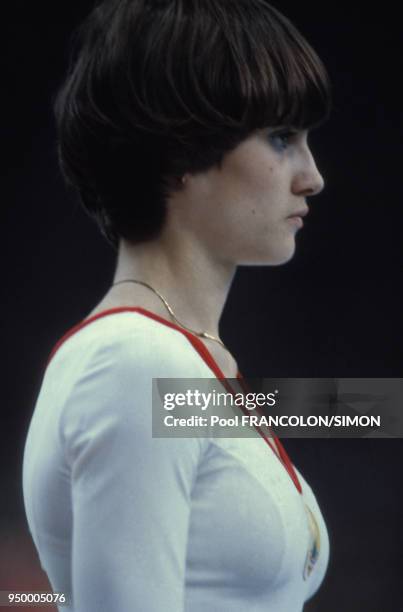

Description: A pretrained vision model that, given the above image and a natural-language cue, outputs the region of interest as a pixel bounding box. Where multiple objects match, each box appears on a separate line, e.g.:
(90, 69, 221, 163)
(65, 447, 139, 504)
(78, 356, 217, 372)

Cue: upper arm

(60, 338, 205, 611)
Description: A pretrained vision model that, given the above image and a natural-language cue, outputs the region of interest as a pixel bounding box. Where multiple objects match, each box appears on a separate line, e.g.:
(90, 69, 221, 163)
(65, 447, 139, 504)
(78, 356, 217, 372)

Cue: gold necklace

(113, 279, 321, 580)
(112, 279, 228, 351)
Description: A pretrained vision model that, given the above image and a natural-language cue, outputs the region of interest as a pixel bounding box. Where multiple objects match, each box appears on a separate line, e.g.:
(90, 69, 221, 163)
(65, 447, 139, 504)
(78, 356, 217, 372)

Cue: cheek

(231, 160, 280, 215)
(230, 155, 275, 190)
(218, 165, 277, 218)
(194, 146, 285, 241)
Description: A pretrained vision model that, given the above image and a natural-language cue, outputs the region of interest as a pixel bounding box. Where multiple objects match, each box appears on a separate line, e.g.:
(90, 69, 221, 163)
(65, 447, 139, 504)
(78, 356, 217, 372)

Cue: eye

(269, 129, 299, 152)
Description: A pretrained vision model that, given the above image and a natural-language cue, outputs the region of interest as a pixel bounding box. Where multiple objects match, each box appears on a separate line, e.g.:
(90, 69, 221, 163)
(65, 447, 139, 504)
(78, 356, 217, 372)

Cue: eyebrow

(268, 126, 305, 133)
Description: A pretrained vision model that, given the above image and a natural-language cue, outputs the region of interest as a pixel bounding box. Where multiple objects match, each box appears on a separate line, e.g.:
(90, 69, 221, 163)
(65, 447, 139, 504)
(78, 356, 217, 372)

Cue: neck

(113, 228, 237, 338)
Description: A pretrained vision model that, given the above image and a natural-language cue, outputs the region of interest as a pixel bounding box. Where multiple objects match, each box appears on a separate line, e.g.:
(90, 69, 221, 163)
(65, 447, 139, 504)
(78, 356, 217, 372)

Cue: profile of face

(168, 127, 325, 266)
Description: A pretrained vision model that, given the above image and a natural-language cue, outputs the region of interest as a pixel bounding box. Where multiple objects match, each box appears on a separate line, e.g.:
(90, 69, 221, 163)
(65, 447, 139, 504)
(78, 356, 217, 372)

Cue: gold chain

(112, 279, 228, 350)
(113, 279, 320, 579)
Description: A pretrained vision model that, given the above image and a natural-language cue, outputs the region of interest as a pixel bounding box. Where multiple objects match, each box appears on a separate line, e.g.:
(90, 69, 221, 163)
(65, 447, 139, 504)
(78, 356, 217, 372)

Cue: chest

(185, 436, 330, 603)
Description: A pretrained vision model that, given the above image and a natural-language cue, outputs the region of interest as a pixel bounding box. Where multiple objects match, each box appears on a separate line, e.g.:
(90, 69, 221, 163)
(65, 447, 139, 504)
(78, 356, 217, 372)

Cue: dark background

(2, 2, 402, 611)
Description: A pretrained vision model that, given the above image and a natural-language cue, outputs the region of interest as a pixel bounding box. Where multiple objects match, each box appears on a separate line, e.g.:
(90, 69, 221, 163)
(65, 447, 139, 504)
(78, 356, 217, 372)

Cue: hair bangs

(201, 1, 332, 134)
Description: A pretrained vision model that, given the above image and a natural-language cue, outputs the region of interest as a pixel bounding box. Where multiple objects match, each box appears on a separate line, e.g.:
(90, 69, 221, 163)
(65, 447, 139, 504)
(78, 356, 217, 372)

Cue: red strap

(46, 307, 302, 493)
(236, 372, 302, 494)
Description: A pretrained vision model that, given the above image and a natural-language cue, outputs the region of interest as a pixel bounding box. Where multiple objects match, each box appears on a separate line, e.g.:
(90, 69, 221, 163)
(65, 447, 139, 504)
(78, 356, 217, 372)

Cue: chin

(273, 246, 297, 265)
(237, 242, 297, 266)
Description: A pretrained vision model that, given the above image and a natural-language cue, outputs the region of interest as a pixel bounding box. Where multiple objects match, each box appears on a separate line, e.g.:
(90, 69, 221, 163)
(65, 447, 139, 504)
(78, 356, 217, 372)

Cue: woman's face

(170, 127, 325, 266)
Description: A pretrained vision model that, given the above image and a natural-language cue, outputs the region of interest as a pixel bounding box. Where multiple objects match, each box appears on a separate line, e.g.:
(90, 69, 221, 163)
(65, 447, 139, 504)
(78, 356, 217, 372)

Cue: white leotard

(22, 309, 330, 611)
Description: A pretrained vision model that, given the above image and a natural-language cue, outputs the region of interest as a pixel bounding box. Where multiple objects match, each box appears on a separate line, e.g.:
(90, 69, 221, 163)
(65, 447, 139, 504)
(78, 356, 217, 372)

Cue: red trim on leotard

(46, 306, 302, 494)
(235, 371, 302, 494)
(46, 306, 227, 377)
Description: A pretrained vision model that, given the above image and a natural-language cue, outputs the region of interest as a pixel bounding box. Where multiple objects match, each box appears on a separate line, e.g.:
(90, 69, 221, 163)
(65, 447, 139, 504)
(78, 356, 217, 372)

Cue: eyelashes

(268, 129, 300, 152)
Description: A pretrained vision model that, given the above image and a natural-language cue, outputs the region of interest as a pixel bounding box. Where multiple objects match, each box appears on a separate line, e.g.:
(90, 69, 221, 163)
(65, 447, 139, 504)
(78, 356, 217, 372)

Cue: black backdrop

(2, 2, 402, 611)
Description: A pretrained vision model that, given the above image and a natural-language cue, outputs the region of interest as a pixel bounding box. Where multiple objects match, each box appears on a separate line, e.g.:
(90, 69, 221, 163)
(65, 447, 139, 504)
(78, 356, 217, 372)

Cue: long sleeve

(59, 335, 206, 612)
(23, 311, 330, 612)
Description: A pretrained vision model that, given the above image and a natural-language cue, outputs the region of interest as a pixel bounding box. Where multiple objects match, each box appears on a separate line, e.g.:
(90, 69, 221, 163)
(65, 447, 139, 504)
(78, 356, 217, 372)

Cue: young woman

(23, 1, 332, 610)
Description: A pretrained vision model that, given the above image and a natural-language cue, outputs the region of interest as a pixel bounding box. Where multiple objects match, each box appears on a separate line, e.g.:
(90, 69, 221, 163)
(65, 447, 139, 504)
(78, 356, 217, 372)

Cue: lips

(287, 208, 309, 219)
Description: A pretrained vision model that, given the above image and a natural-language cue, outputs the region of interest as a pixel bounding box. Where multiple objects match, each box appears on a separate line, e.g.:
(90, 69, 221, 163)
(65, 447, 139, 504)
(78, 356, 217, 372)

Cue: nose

(291, 148, 325, 197)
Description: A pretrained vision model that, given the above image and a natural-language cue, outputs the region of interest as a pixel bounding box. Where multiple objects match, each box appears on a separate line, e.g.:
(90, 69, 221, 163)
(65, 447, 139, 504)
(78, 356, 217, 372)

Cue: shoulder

(47, 309, 210, 380)
(52, 311, 211, 460)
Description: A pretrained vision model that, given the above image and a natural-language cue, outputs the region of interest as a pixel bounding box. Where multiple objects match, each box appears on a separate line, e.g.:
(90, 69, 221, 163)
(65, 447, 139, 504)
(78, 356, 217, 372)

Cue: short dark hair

(54, 0, 332, 248)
